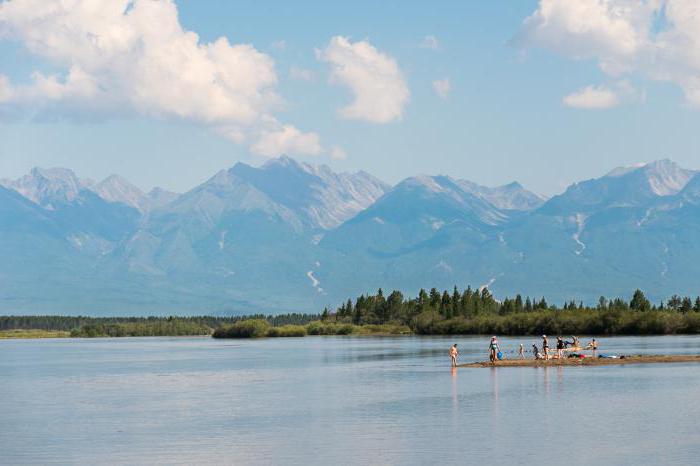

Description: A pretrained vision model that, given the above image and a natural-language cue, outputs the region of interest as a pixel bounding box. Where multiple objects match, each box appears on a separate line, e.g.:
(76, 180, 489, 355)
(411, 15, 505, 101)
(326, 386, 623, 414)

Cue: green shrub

(306, 321, 356, 335)
(212, 319, 270, 338)
(267, 325, 307, 337)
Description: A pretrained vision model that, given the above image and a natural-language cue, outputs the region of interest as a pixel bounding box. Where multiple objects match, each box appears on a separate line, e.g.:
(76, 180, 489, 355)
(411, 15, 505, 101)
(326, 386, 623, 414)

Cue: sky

(1, 0, 700, 196)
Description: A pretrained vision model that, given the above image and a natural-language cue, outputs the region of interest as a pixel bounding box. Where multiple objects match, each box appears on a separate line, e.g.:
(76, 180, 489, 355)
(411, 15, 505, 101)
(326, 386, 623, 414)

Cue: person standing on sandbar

(542, 335, 549, 360)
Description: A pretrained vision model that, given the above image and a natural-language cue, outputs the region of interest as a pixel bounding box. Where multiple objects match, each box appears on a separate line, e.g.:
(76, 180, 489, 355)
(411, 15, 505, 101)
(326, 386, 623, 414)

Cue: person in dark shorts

(542, 335, 549, 360)
(556, 336, 564, 359)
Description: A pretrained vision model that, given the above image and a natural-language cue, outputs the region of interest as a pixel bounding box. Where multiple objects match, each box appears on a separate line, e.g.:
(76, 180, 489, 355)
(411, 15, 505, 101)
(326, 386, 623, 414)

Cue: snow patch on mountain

(572, 213, 587, 255)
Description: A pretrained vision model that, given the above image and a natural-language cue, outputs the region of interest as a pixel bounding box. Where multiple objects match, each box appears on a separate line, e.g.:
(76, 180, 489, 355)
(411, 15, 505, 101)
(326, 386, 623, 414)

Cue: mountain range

(1, 157, 698, 315)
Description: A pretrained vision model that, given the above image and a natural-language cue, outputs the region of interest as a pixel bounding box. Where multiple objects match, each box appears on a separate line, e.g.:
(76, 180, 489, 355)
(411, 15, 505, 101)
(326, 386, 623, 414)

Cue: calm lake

(2, 335, 700, 465)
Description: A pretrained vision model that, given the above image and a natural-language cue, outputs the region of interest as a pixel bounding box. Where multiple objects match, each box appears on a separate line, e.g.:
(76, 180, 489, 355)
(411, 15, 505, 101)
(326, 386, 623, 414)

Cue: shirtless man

(450, 344, 459, 367)
(518, 343, 525, 359)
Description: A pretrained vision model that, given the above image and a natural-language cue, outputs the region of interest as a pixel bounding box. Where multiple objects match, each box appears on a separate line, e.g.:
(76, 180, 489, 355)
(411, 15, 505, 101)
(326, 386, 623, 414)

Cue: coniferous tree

(630, 289, 651, 312)
(681, 297, 693, 313)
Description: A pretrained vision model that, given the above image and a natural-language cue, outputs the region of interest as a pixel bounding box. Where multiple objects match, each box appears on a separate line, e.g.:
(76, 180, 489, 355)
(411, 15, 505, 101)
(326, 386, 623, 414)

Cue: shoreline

(459, 354, 700, 367)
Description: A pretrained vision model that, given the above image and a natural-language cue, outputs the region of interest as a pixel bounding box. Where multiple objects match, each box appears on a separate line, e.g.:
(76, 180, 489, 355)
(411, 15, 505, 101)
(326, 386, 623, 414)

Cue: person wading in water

(450, 344, 459, 367)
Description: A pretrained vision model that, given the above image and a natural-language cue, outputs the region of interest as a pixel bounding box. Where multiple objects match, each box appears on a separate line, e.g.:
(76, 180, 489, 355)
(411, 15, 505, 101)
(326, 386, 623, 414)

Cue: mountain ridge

(0, 157, 697, 315)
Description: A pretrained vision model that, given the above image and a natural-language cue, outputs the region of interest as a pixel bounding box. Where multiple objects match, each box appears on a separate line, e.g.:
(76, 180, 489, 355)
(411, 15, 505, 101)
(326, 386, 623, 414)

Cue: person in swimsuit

(591, 338, 598, 351)
(518, 343, 525, 359)
(542, 335, 549, 360)
(489, 336, 500, 363)
(450, 344, 458, 367)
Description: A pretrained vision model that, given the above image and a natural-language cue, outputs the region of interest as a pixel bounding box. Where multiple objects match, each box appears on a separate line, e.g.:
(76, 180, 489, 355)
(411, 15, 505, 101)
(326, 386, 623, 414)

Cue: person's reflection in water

(490, 366, 500, 425)
(543, 365, 550, 398)
(557, 365, 564, 393)
(451, 366, 458, 411)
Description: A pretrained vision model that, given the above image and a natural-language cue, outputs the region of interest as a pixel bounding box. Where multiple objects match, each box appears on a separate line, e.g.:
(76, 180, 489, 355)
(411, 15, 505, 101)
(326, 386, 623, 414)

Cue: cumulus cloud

(563, 85, 619, 108)
(420, 35, 440, 50)
(432, 78, 451, 99)
(317, 36, 409, 123)
(516, 0, 700, 108)
(250, 124, 322, 157)
(0, 0, 321, 155)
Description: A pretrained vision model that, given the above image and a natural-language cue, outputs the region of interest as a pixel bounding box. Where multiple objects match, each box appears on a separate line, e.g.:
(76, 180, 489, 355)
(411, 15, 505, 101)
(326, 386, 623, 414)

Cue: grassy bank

(0, 329, 70, 339)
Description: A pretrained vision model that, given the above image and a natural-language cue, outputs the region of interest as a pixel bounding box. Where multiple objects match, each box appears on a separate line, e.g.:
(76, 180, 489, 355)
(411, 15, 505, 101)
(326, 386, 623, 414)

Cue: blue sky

(1, 0, 700, 195)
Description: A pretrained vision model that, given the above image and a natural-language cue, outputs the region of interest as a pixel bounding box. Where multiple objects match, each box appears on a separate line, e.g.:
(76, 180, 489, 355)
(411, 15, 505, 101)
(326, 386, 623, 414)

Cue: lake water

(2, 335, 700, 465)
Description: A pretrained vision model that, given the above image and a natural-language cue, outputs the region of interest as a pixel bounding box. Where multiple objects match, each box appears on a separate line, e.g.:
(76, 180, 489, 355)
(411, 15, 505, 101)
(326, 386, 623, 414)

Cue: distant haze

(1, 157, 699, 315)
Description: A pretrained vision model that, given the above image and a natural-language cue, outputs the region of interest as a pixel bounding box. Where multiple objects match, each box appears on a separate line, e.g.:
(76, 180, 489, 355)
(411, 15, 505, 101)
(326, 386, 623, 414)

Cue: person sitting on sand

(519, 343, 525, 359)
(542, 335, 549, 360)
(532, 343, 543, 360)
(489, 336, 500, 363)
(450, 344, 458, 367)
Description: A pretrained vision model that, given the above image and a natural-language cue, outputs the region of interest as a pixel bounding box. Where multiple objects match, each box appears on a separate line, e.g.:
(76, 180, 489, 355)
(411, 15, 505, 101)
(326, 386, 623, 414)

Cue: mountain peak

(13, 167, 83, 207)
(90, 174, 148, 211)
(640, 159, 694, 196)
(261, 155, 308, 172)
(224, 156, 389, 229)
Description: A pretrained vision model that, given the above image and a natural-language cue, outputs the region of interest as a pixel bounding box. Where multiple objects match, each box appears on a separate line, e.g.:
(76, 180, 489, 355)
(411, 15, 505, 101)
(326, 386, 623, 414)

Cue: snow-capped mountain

(230, 156, 390, 229)
(541, 159, 697, 214)
(1, 157, 700, 315)
(1, 167, 84, 209)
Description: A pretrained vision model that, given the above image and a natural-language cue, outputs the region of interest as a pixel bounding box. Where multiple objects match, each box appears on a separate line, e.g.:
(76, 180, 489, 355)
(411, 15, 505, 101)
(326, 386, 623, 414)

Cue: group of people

(449, 335, 599, 366)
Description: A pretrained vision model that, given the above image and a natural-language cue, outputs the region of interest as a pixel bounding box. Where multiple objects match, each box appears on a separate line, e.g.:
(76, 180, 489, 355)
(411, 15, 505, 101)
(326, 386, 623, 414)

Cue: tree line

(0, 314, 320, 337)
(323, 287, 700, 335)
(5, 287, 700, 337)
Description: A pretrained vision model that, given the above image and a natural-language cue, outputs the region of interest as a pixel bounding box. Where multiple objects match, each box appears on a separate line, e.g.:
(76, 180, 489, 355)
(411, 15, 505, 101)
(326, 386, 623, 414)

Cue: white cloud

(330, 145, 347, 160)
(317, 36, 409, 123)
(289, 66, 315, 82)
(0, 0, 321, 155)
(563, 85, 619, 108)
(516, 0, 700, 108)
(250, 124, 322, 157)
(420, 35, 439, 50)
(432, 78, 451, 99)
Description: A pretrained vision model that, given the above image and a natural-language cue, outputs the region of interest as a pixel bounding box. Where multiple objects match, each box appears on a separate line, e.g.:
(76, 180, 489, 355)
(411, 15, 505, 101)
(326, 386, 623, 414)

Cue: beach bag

(497, 351, 503, 360)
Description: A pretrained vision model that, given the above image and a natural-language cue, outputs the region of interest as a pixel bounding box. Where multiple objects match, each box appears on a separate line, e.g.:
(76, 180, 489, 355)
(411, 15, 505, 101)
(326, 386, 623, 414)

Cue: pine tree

(630, 289, 651, 312)
(515, 294, 523, 313)
(681, 297, 693, 313)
